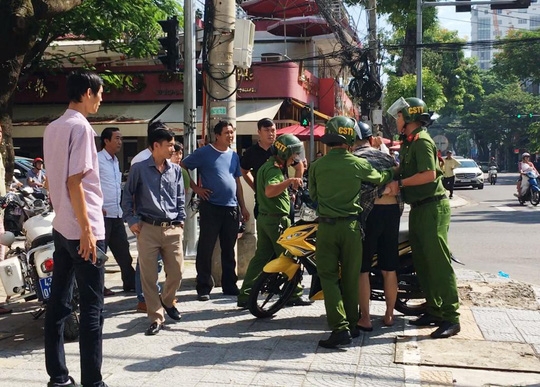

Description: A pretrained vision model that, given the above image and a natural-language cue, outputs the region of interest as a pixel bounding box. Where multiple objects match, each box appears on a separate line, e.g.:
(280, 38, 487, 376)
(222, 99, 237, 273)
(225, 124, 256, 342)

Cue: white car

(453, 158, 484, 189)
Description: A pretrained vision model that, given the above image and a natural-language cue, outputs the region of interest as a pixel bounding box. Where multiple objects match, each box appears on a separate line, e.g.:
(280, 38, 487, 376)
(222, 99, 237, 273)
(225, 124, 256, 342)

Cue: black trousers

(442, 176, 456, 196)
(104, 217, 135, 290)
(45, 230, 105, 387)
(196, 201, 239, 295)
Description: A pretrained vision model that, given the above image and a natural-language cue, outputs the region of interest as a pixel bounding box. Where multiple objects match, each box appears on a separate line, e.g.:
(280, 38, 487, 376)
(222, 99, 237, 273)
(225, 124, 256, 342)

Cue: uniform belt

(141, 216, 183, 227)
(259, 212, 287, 217)
(410, 194, 447, 209)
(318, 215, 359, 224)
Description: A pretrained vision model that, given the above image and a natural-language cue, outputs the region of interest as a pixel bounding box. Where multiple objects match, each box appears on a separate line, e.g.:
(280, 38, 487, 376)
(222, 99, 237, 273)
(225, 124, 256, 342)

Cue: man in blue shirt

(182, 121, 250, 301)
(98, 127, 135, 294)
(122, 129, 186, 336)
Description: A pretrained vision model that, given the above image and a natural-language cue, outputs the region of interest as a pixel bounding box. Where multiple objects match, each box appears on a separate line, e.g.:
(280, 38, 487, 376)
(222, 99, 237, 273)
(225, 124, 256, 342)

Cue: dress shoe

(197, 294, 210, 301)
(318, 330, 352, 348)
(123, 286, 136, 293)
(286, 296, 314, 306)
(47, 376, 78, 387)
(223, 287, 240, 296)
(103, 287, 115, 297)
(145, 322, 163, 336)
(430, 321, 461, 339)
(161, 300, 181, 321)
(136, 302, 147, 313)
(408, 313, 442, 327)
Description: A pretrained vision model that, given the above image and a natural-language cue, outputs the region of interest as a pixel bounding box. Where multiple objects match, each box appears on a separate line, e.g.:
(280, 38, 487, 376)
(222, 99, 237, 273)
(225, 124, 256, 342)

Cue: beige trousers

(137, 222, 184, 324)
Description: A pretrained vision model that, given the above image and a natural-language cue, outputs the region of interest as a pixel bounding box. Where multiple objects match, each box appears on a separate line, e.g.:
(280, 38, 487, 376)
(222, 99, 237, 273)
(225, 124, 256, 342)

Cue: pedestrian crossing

(479, 202, 540, 212)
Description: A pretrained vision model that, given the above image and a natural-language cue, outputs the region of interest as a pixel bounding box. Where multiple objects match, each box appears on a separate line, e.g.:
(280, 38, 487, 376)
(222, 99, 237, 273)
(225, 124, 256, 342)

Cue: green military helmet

(321, 116, 362, 146)
(273, 134, 305, 162)
(387, 97, 431, 124)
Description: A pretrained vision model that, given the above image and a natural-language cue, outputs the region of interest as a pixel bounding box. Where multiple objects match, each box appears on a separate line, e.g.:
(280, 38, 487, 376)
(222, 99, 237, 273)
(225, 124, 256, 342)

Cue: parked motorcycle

(0, 211, 80, 341)
(0, 186, 48, 236)
(517, 170, 540, 206)
(248, 193, 462, 319)
(488, 166, 497, 185)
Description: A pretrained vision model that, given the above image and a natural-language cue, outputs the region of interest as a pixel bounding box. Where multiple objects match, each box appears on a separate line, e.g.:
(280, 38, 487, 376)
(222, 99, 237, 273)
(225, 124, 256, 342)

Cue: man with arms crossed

(43, 70, 108, 387)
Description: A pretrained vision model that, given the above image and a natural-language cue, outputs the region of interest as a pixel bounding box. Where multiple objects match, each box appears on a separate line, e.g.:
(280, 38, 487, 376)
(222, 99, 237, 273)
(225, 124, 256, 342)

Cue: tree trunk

(399, 27, 417, 76)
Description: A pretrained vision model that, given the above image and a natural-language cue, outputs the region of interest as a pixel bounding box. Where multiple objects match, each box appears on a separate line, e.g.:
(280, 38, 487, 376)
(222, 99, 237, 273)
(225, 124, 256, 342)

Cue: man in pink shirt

(43, 70, 108, 387)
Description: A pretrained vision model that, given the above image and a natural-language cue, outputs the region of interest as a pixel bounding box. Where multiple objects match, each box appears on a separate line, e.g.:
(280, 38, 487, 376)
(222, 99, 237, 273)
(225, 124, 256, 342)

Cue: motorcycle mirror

(0, 232, 16, 247)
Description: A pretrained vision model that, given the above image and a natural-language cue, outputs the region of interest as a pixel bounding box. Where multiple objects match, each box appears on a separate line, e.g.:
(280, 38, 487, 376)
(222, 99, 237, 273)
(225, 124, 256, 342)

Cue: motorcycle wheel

(530, 190, 540, 206)
(248, 271, 300, 318)
(63, 311, 80, 341)
(4, 219, 20, 236)
(394, 298, 427, 316)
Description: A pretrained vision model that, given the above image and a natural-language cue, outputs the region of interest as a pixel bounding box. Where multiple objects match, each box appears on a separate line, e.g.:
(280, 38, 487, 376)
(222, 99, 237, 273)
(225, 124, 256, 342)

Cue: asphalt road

(445, 172, 540, 286)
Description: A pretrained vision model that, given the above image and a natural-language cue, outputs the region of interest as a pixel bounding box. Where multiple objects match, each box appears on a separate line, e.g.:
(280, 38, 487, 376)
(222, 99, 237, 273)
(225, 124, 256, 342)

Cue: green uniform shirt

(398, 127, 446, 203)
(308, 148, 394, 218)
(256, 157, 290, 215)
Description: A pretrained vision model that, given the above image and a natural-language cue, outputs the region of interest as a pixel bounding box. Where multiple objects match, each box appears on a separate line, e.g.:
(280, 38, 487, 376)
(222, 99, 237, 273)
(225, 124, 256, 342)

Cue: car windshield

(459, 160, 478, 168)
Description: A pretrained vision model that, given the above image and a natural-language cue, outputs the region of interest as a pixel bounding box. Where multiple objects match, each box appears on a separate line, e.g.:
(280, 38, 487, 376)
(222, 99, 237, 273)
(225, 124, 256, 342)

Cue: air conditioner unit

(233, 19, 255, 69)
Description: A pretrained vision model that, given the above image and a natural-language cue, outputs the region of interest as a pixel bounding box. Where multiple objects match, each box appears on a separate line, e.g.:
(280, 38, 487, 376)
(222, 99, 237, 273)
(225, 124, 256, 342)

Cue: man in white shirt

(98, 127, 136, 293)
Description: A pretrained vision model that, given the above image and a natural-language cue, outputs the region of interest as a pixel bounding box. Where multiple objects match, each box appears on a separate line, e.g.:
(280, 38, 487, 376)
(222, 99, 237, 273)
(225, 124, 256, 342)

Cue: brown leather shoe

(136, 302, 147, 313)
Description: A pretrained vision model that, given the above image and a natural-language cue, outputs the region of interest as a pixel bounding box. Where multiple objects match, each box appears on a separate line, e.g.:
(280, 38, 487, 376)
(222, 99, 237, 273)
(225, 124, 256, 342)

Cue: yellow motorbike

(247, 200, 458, 318)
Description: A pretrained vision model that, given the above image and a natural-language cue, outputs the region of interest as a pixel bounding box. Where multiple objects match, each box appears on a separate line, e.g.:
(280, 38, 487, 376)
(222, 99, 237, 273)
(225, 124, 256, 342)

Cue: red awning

(241, 0, 319, 18)
(276, 123, 325, 140)
(267, 16, 333, 37)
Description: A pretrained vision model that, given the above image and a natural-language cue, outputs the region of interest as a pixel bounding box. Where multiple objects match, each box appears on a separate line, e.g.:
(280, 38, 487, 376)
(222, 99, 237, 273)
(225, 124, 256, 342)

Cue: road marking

(495, 206, 516, 211)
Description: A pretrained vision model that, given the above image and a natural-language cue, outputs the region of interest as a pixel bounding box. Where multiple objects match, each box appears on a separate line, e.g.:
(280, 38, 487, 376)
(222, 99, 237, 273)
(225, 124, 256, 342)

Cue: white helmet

(0, 232, 15, 247)
(522, 152, 531, 158)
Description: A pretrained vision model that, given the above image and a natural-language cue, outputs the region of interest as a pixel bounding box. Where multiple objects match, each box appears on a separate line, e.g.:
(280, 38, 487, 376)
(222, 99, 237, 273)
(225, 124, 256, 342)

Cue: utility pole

(206, 0, 237, 285)
(183, 0, 198, 257)
(207, 0, 236, 143)
(367, 0, 382, 131)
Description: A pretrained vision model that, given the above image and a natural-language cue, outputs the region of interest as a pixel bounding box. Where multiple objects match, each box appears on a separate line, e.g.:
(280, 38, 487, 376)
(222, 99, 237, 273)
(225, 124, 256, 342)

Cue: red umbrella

(276, 124, 307, 136)
(240, 0, 319, 18)
(267, 16, 333, 37)
(277, 124, 325, 140)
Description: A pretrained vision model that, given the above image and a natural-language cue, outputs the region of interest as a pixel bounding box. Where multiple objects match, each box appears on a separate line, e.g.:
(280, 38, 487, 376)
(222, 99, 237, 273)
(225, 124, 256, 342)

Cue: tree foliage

(492, 29, 540, 83)
(0, 0, 181, 179)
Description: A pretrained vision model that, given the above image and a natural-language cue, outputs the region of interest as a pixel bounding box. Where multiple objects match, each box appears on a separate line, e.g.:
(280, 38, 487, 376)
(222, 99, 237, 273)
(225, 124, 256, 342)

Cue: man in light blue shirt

(98, 127, 135, 294)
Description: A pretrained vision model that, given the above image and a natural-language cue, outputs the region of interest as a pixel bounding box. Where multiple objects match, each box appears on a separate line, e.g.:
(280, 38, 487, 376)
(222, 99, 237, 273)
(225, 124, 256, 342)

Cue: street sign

(210, 106, 227, 115)
(433, 135, 449, 151)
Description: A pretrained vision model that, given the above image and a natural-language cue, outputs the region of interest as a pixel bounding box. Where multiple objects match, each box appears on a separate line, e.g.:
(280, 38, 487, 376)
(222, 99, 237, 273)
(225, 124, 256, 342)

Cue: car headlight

(476, 172, 482, 177)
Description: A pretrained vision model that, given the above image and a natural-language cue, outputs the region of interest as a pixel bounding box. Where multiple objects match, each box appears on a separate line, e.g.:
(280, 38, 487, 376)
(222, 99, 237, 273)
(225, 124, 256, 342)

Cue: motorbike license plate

(460, 179, 471, 183)
(39, 277, 53, 300)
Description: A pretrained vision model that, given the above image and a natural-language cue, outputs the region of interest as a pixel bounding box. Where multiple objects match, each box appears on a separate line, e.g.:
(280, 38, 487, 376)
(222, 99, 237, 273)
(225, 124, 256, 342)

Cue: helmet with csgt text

(322, 116, 362, 146)
(387, 97, 431, 124)
(272, 134, 305, 162)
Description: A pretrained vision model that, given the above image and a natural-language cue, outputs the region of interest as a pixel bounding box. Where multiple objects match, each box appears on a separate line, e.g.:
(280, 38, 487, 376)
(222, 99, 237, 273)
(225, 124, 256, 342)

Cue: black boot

(318, 330, 352, 348)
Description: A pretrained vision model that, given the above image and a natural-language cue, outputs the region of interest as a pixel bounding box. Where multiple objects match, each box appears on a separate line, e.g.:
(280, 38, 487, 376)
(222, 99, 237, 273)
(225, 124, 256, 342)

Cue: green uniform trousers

(317, 219, 362, 332)
(409, 199, 460, 324)
(238, 214, 291, 303)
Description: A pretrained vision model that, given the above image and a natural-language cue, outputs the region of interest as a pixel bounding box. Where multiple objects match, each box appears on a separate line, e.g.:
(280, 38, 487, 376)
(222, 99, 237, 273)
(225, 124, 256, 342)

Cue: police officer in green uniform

(386, 97, 461, 339)
(309, 116, 394, 348)
(238, 134, 309, 307)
